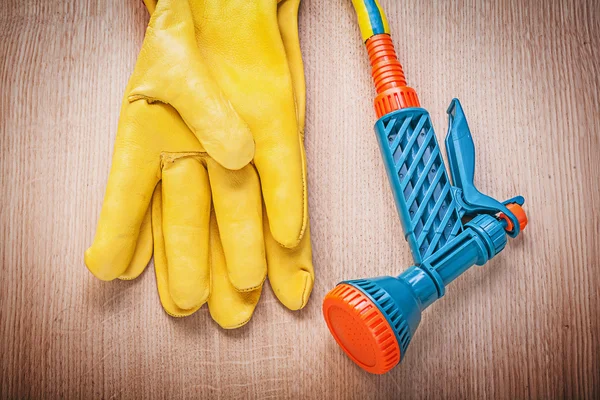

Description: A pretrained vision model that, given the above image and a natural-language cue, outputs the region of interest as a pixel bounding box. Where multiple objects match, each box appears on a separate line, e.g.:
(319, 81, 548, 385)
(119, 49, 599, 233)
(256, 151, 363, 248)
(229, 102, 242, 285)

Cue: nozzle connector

(366, 34, 420, 117)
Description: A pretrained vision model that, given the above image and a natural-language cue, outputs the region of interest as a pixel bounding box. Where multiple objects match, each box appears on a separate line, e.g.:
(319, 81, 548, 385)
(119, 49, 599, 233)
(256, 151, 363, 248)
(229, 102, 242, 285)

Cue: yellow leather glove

(85, 0, 313, 327)
(140, 0, 309, 250)
(86, 0, 308, 280)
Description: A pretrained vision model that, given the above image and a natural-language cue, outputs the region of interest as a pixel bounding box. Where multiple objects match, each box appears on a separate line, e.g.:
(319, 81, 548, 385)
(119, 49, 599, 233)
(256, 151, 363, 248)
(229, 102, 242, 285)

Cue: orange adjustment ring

(498, 203, 528, 232)
(323, 284, 400, 374)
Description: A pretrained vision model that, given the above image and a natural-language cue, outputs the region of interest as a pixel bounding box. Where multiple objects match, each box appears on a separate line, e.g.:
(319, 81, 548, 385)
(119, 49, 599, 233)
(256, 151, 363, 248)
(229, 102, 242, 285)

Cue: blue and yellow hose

(350, 0, 390, 42)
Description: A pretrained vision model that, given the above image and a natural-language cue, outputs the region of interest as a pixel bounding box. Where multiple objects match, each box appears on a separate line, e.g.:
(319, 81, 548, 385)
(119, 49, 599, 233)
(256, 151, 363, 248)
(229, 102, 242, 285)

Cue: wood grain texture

(1, 0, 599, 399)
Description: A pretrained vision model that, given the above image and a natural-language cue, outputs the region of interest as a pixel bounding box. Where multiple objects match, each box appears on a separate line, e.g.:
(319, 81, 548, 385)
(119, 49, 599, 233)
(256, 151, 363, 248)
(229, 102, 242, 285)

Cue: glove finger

(84, 106, 160, 281)
(207, 214, 262, 329)
(270, 0, 309, 249)
(248, 76, 307, 251)
(278, 0, 306, 133)
(128, 0, 254, 170)
(161, 153, 211, 310)
(119, 205, 153, 280)
(265, 210, 314, 310)
(206, 160, 266, 292)
(152, 183, 201, 317)
(248, 86, 307, 251)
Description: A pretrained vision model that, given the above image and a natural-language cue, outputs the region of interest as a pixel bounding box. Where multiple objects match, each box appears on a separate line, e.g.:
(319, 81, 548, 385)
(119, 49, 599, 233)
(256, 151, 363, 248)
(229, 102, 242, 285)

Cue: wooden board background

(1, 0, 599, 398)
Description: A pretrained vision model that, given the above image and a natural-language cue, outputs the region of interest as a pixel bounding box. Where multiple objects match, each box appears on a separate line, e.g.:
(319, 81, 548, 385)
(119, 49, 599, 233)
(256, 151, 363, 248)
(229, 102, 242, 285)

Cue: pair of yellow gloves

(85, 0, 313, 328)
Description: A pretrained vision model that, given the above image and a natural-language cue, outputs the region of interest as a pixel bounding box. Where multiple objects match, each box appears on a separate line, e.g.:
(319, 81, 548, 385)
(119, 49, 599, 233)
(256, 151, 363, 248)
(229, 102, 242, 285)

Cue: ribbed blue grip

(374, 108, 463, 264)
